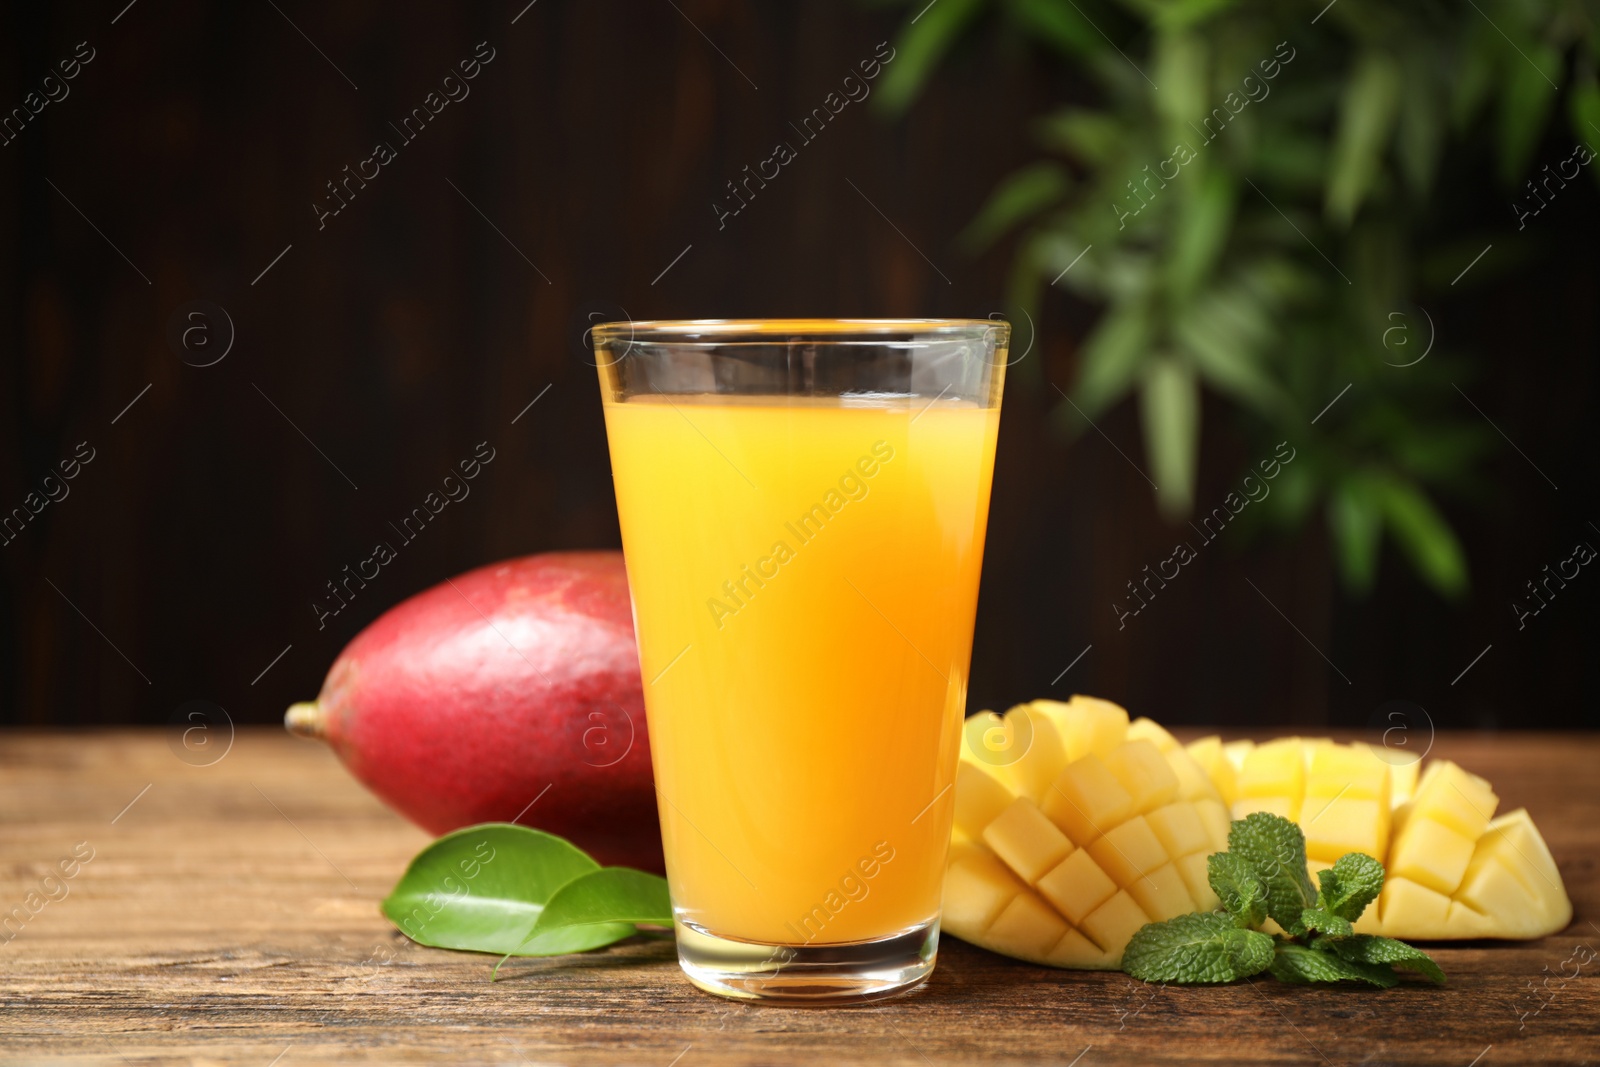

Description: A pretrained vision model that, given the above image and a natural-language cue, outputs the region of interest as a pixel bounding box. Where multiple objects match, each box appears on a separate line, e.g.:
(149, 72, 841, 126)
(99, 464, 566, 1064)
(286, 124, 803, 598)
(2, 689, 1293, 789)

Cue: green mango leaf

(381, 824, 626, 956)
(518, 868, 673, 954)
(875, 0, 987, 117)
(1326, 51, 1402, 226)
(1374, 475, 1468, 598)
(1139, 357, 1200, 519)
(962, 162, 1072, 251)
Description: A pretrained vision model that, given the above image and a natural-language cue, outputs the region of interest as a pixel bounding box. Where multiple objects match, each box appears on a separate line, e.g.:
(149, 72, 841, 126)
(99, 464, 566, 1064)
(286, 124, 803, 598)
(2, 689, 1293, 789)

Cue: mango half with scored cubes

(943, 697, 1572, 968)
(1218, 737, 1570, 941)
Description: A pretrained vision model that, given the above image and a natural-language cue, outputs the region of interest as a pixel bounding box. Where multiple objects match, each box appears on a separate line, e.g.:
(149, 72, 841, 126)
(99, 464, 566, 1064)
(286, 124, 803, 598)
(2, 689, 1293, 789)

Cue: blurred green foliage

(878, 0, 1600, 597)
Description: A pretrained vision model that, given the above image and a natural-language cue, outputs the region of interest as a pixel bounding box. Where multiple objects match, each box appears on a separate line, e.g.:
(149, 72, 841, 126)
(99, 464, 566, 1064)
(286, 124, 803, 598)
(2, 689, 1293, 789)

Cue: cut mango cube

(1234, 738, 1305, 821)
(943, 843, 1020, 933)
(1185, 736, 1238, 805)
(1037, 848, 1118, 925)
(1043, 754, 1133, 845)
(983, 796, 1074, 885)
(1103, 739, 1179, 813)
(1126, 716, 1179, 752)
(1086, 815, 1167, 885)
(1176, 850, 1221, 912)
(985, 890, 1070, 960)
(1047, 926, 1117, 968)
(1126, 862, 1197, 920)
(1378, 876, 1452, 935)
(1146, 802, 1209, 860)
(1389, 814, 1477, 895)
(953, 760, 1013, 840)
(1166, 745, 1224, 804)
(999, 703, 1069, 803)
(1080, 890, 1151, 954)
(1049, 695, 1129, 761)
(1303, 796, 1388, 864)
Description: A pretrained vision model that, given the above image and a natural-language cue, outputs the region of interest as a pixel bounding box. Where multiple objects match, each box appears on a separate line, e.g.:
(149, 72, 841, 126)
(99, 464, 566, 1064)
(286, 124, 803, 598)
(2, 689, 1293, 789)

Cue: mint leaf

(382, 824, 631, 956)
(1123, 912, 1275, 984)
(1325, 935, 1445, 984)
(1316, 852, 1385, 921)
(1208, 852, 1267, 928)
(1299, 907, 1354, 937)
(1228, 813, 1316, 933)
(1226, 925, 1277, 976)
(1270, 942, 1398, 987)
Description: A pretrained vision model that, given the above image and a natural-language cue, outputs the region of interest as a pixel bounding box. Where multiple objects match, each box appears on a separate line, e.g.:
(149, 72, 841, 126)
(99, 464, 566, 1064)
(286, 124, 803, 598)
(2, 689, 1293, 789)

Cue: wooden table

(1, 729, 1595, 1066)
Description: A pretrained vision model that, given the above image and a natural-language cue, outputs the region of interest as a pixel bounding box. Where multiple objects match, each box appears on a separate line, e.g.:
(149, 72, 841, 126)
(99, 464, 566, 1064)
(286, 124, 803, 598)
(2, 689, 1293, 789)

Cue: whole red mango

(286, 551, 661, 871)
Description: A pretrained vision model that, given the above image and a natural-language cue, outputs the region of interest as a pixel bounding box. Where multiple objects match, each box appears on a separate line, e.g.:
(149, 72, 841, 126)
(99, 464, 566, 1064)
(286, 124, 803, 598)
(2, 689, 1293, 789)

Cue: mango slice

(945, 699, 1573, 969)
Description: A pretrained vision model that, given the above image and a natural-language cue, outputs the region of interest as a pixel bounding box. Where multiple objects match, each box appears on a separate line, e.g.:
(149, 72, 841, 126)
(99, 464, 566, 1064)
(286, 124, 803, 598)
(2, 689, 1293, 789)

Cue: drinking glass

(592, 319, 1007, 1002)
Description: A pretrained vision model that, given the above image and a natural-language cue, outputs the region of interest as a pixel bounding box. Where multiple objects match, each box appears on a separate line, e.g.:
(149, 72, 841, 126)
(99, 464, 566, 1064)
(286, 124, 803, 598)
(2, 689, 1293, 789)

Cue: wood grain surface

(0, 728, 1595, 1066)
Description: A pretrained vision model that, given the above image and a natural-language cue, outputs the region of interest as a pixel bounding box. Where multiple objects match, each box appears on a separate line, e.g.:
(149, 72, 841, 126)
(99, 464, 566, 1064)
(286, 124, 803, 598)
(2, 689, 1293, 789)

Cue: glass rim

(590, 318, 1008, 344)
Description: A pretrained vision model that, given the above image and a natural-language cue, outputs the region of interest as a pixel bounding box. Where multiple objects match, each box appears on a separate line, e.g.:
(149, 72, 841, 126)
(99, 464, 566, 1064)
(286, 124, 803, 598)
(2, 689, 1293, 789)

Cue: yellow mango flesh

(947, 701, 1572, 969)
(944, 696, 1223, 968)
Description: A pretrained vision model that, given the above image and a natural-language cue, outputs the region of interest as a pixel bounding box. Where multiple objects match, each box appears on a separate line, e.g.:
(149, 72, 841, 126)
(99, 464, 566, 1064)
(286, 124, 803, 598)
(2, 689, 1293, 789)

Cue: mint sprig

(380, 823, 672, 978)
(1227, 812, 1318, 934)
(1122, 813, 1445, 988)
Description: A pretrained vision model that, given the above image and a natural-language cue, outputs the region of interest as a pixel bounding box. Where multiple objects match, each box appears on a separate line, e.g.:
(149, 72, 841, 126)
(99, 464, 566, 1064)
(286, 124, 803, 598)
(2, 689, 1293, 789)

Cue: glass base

(674, 917, 939, 1004)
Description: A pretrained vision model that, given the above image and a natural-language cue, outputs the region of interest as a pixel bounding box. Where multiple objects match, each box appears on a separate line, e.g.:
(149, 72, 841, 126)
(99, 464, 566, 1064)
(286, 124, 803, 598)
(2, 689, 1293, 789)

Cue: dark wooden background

(1, 0, 1596, 733)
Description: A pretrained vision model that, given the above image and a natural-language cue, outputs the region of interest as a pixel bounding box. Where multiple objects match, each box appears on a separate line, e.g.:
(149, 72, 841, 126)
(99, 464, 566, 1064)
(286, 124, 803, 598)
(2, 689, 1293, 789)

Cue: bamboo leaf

(1396, 61, 1444, 196)
(1167, 168, 1235, 301)
(1496, 41, 1559, 185)
(1568, 75, 1600, 190)
(962, 162, 1072, 251)
(1139, 357, 1199, 518)
(1152, 30, 1209, 130)
(875, 0, 987, 117)
(1329, 475, 1382, 594)
(1004, 0, 1102, 59)
(1375, 475, 1468, 598)
(1036, 107, 1125, 165)
(1074, 299, 1154, 419)
(1326, 51, 1402, 226)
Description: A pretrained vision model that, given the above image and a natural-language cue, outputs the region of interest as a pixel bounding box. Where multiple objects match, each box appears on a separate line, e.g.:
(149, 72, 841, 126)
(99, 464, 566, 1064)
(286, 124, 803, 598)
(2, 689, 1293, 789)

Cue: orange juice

(602, 394, 999, 944)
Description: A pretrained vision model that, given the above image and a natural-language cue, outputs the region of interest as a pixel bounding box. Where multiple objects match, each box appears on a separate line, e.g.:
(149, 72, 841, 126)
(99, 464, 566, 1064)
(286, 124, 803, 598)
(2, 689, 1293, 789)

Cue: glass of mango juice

(592, 320, 1007, 1003)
